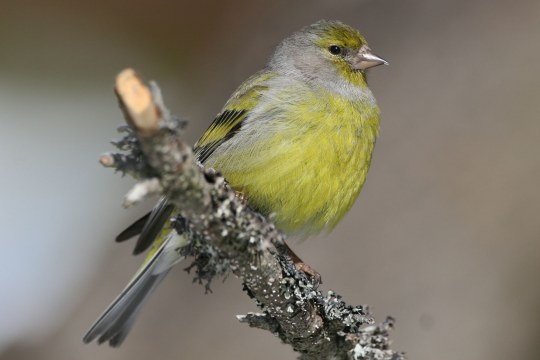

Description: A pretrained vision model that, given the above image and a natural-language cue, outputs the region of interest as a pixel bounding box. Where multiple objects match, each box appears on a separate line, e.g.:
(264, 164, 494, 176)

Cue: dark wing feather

(194, 109, 246, 163)
(114, 197, 174, 255)
(194, 70, 273, 163)
(132, 197, 174, 255)
(116, 213, 151, 242)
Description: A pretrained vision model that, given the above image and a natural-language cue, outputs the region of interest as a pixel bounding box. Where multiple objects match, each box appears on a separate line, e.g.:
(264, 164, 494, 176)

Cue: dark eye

(328, 45, 343, 55)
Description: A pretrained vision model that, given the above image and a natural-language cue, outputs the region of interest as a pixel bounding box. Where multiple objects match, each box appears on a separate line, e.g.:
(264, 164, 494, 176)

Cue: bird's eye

(328, 45, 343, 55)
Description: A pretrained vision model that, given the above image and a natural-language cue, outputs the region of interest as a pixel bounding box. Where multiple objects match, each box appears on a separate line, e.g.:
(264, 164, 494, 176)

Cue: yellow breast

(207, 88, 379, 235)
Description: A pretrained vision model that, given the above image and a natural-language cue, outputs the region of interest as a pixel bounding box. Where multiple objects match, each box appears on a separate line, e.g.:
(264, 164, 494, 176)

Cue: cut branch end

(115, 68, 161, 135)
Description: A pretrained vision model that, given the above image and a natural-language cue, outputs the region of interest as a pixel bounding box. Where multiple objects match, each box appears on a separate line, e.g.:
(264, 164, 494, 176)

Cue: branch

(102, 68, 404, 360)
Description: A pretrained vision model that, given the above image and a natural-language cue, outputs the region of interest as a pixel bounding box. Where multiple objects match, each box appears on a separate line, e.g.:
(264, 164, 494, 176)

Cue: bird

(83, 19, 387, 347)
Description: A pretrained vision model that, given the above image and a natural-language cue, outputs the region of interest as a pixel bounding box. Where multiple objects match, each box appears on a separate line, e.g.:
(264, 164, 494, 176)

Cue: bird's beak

(352, 45, 388, 70)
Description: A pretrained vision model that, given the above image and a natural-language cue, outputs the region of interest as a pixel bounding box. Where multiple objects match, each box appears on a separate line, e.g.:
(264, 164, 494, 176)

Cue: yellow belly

(208, 93, 379, 235)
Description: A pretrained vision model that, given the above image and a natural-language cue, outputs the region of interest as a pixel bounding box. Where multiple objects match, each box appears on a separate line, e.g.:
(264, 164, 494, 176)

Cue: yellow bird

(84, 20, 387, 346)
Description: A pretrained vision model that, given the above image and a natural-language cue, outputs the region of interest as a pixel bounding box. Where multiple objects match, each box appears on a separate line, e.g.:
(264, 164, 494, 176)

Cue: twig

(102, 68, 404, 360)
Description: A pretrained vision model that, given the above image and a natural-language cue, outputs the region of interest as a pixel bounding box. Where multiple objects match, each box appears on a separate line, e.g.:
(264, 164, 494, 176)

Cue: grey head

(267, 20, 387, 91)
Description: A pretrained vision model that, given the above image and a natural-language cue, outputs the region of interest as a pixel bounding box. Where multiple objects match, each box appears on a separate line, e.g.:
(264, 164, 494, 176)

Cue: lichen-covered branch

(102, 68, 404, 360)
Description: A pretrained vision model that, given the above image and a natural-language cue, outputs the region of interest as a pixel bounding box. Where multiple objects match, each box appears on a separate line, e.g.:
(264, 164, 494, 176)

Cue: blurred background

(1, 0, 539, 359)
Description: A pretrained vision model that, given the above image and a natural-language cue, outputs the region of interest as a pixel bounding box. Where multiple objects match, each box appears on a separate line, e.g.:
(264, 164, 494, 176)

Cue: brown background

(1, 0, 539, 359)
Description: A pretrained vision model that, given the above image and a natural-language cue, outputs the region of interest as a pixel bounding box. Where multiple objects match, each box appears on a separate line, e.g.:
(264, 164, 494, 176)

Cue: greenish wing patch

(194, 109, 247, 163)
(194, 70, 274, 164)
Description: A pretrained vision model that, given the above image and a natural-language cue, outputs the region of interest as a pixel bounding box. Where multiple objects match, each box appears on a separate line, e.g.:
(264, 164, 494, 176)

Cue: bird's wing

(112, 70, 274, 254)
(194, 70, 274, 163)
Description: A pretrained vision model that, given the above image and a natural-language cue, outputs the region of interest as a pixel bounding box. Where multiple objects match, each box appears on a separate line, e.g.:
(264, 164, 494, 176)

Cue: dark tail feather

(97, 272, 169, 347)
(83, 244, 170, 347)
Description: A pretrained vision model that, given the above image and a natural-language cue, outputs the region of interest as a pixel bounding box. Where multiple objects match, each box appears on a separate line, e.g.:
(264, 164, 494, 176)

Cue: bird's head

(269, 20, 387, 89)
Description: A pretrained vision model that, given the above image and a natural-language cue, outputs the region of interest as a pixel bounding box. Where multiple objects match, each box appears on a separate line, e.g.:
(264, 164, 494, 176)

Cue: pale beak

(352, 46, 388, 70)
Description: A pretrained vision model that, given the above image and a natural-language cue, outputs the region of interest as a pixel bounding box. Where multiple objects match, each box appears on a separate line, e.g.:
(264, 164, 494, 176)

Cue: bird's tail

(83, 231, 188, 347)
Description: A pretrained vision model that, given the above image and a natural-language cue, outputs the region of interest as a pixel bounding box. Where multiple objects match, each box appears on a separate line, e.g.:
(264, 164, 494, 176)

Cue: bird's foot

(294, 260, 322, 285)
(281, 241, 322, 284)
